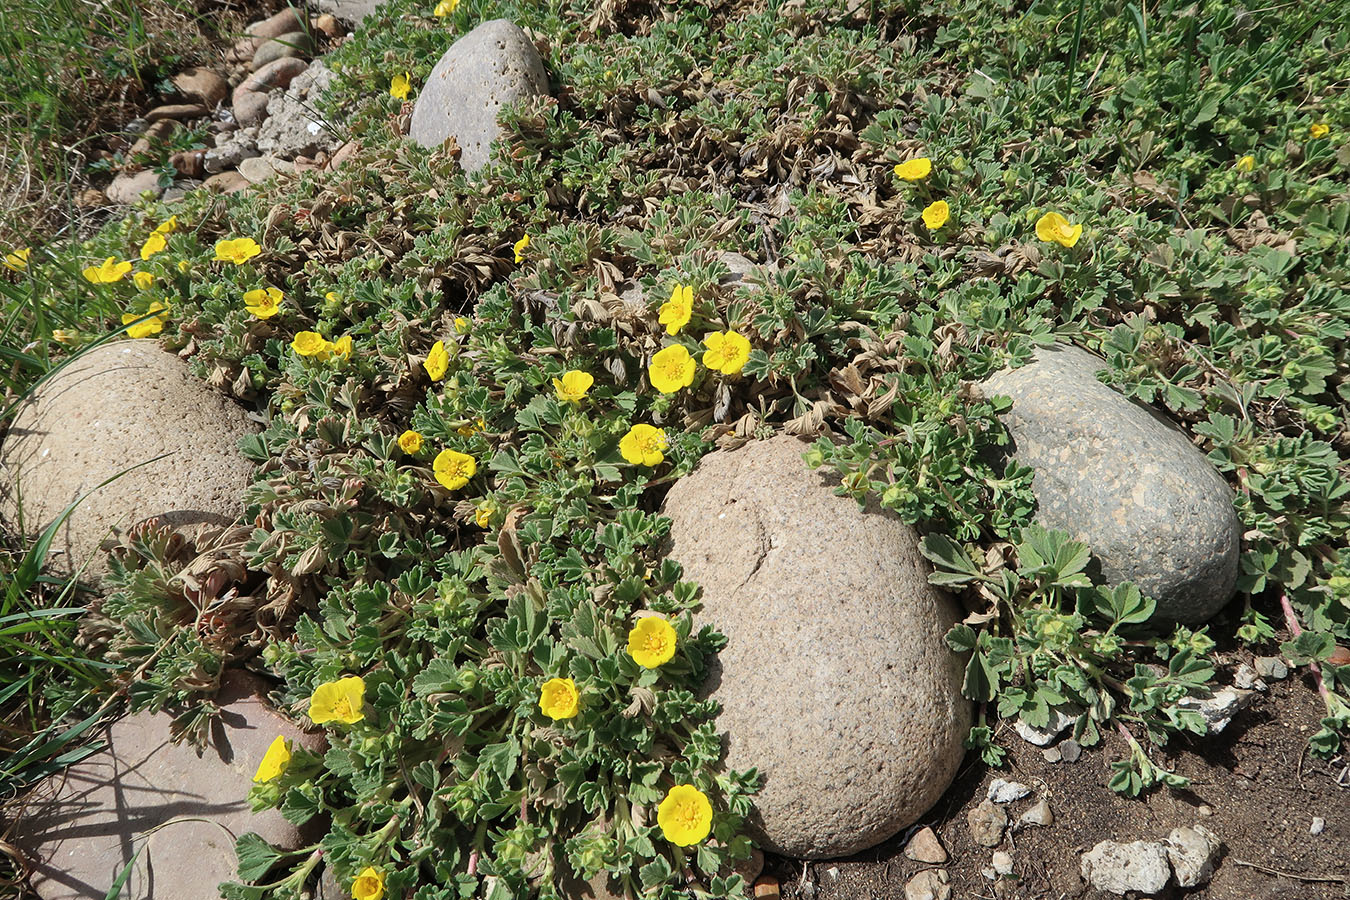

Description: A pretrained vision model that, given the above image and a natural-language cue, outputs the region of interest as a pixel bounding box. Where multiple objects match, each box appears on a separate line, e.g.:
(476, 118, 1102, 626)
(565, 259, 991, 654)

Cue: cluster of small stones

(8, 6, 1265, 899)
(100, 7, 358, 207)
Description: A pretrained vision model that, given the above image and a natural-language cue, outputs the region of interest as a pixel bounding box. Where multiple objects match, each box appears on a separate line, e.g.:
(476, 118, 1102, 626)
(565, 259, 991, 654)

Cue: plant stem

(1279, 592, 1332, 705)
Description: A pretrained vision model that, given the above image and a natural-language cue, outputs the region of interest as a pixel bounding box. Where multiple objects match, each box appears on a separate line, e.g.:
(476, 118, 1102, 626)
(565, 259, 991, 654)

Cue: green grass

(0, 0, 226, 247)
(2, 0, 1349, 897)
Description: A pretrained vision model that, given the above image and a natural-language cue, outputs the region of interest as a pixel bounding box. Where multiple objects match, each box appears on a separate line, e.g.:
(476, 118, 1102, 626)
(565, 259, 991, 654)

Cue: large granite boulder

(982, 343, 1240, 623)
(409, 19, 550, 172)
(16, 672, 323, 900)
(0, 340, 257, 580)
(662, 435, 970, 859)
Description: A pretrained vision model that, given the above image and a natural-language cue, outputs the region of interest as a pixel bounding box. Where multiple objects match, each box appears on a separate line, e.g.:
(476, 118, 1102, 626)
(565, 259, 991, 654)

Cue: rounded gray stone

(0, 340, 257, 579)
(409, 19, 550, 172)
(982, 343, 1240, 624)
(662, 435, 970, 859)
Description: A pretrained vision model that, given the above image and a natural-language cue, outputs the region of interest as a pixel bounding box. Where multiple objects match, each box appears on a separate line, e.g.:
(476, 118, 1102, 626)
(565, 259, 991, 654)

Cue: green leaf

(962, 651, 997, 702)
(234, 832, 283, 882)
(945, 624, 978, 653)
(1281, 631, 1334, 665)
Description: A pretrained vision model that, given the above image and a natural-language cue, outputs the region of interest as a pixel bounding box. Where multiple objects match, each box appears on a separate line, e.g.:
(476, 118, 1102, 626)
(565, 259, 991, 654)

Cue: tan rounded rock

(661, 435, 970, 859)
(0, 340, 258, 579)
(172, 66, 229, 108)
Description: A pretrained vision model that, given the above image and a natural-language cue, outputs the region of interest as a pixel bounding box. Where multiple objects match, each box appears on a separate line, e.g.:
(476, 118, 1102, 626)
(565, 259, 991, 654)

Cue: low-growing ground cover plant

(2, 0, 1349, 898)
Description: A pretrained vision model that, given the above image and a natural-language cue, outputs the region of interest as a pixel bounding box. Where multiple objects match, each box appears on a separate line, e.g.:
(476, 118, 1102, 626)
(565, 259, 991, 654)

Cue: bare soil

(765, 669, 1349, 899)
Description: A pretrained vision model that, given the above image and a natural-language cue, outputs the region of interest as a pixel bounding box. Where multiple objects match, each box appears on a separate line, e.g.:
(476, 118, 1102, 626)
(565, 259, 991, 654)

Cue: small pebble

(824, 866, 840, 883)
(992, 850, 1014, 876)
(988, 778, 1031, 803)
(1059, 739, 1082, 763)
(1019, 798, 1054, 827)
(1042, 746, 1062, 763)
(1198, 804, 1214, 817)
(1254, 656, 1289, 680)
(1233, 663, 1266, 691)
(1310, 817, 1325, 835)
(753, 877, 780, 899)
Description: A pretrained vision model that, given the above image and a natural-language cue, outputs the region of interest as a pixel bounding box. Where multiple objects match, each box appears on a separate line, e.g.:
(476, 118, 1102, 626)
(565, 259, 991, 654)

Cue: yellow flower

(423, 340, 450, 381)
(457, 417, 486, 437)
(398, 430, 424, 454)
(391, 73, 411, 101)
(627, 616, 677, 668)
(433, 0, 459, 15)
(893, 157, 932, 181)
(619, 423, 667, 467)
(922, 200, 950, 230)
(657, 784, 713, 846)
(475, 502, 496, 528)
(352, 867, 384, 900)
(308, 675, 366, 725)
(243, 287, 283, 318)
(649, 344, 696, 394)
(52, 329, 80, 345)
(1310, 122, 1330, 139)
(1236, 155, 1255, 173)
(330, 334, 353, 360)
(177, 260, 191, 274)
(1035, 211, 1083, 248)
(292, 331, 331, 357)
(140, 231, 167, 261)
(454, 316, 470, 333)
(433, 449, 477, 490)
(701, 331, 750, 376)
(325, 290, 340, 304)
(513, 234, 531, 263)
(253, 735, 292, 783)
(132, 271, 155, 290)
(154, 215, 179, 235)
(83, 257, 132, 284)
(553, 369, 594, 403)
(539, 677, 579, 720)
(658, 284, 693, 335)
(121, 301, 170, 339)
(214, 237, 262, 265)
(3, 247, 31, 271)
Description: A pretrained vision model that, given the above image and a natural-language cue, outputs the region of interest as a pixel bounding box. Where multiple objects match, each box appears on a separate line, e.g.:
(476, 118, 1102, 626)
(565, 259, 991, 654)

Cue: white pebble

(1311, 817, 1326, 835)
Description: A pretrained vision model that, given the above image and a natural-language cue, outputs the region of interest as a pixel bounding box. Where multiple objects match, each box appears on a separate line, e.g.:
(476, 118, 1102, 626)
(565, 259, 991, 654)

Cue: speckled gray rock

(315, 0, 385, 21)
(662, 436, 970, 858)
(1165, 825, 1221, 888)
(983, 344, 1240, 623)
(409, 19, 550, 172)
(233, 56, 310, 126)
(1080, 840, 1171, 894)
(256, 60, 339, 159)
(19, 672, 322, 900)
(0, 341, 257, 579)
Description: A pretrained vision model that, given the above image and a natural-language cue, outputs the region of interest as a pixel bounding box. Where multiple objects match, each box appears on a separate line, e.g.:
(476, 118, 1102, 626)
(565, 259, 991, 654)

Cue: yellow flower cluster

(291, 330, 353, 361)
(1035, 211, 1083, 248)
(553, 369, 593, 403)
(3, 247, 31, 271)
(244, 287, 283, 319)
(308, 675, 366, 724)
(214, 237, 262, 265)
(253, 735, 292, 783)
(122, 300, 170, 338)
